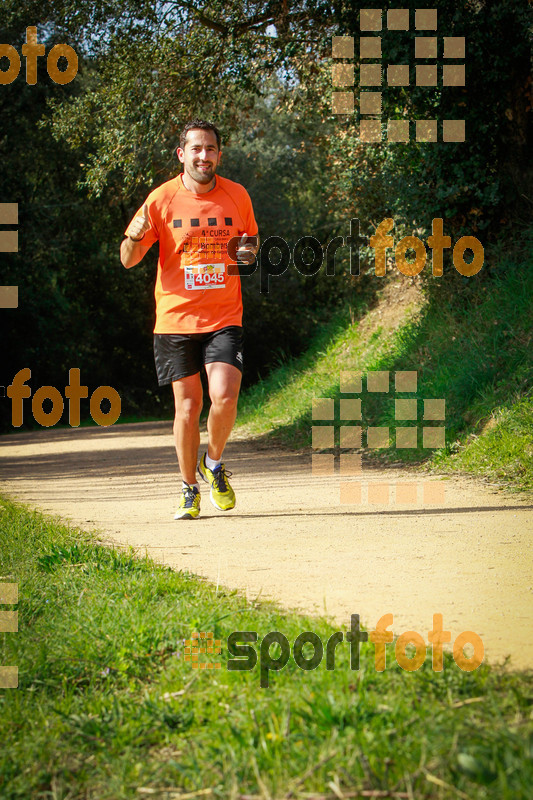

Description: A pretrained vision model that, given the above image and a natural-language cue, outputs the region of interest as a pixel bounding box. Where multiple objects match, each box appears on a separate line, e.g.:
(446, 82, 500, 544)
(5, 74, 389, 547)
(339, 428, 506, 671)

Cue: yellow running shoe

(198, 454, 236, 511)
(174, 484, 201, 520)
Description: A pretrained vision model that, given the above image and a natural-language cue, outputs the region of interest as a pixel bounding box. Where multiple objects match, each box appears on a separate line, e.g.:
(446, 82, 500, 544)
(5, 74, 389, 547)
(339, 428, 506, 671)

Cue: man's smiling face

(177, 128, 221, 189)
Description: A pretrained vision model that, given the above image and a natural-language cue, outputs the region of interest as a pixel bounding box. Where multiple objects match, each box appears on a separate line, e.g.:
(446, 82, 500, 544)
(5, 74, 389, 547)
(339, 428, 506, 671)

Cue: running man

(120, 119, 259, 520)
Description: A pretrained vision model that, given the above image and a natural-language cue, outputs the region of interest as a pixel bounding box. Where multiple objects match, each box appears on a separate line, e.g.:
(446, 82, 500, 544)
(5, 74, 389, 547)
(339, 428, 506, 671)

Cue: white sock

(182, 481, 200, 492)
(205, 453, 221, 471)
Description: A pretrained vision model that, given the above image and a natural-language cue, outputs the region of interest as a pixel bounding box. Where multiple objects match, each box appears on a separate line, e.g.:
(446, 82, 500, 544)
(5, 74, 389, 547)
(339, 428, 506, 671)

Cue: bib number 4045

(184, 263, 226, 290)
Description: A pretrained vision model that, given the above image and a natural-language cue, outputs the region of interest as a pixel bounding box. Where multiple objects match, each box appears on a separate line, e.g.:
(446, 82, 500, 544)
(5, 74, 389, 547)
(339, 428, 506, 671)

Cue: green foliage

(313, 0, 533, 239)
(0, 20, 162, 429)
(1, 0, 531, 429)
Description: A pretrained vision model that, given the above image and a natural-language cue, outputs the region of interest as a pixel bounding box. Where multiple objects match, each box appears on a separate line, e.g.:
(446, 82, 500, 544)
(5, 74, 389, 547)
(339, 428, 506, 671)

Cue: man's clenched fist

(236, 233, 258, 265)
(128, 204, 150, 242)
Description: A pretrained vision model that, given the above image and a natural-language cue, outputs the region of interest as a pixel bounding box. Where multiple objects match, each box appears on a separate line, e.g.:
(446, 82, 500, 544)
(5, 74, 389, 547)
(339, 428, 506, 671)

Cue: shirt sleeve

(124, 201, 158, 248)
(238, 188, 258, 238)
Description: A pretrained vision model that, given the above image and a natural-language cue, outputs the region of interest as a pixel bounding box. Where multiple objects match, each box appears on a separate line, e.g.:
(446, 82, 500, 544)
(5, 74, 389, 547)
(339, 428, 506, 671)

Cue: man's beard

(190, 162, 216, 183)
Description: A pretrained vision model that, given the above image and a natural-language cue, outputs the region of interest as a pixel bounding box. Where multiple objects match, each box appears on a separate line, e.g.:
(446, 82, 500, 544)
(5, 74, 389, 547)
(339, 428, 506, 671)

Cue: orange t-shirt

(125, 174, 258, 333)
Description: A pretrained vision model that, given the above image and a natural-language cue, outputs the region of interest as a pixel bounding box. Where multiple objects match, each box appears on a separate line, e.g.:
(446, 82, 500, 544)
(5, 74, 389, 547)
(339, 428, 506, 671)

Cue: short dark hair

(179, 119, 221, 151)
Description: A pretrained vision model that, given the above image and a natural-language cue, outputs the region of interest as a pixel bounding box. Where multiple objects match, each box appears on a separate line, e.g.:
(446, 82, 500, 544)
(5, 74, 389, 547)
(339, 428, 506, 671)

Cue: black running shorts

(153, 326, 244, 386)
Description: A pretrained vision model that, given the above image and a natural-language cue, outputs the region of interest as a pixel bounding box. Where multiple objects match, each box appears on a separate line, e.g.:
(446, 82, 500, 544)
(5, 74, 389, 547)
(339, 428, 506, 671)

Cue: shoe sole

(209, 490, 235, 511)
(174, 511, 199, 520)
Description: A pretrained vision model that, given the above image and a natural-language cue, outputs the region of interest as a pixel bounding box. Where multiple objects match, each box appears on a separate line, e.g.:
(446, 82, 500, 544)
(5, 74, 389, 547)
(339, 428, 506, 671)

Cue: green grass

(236, 237, 533, 493)
(432, 394, 533, 490)
(2, 497, 533, 799)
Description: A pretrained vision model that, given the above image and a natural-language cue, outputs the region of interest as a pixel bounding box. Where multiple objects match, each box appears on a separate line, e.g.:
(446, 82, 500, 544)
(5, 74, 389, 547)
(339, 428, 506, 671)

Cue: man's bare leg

(172, 373, 203, 485)
(204, 361, 242, 461)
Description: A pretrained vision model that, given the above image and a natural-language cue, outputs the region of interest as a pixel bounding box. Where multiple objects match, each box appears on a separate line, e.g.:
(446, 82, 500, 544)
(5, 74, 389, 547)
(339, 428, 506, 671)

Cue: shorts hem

(157, 369, 200, 387)
(204, 356, 243, 373)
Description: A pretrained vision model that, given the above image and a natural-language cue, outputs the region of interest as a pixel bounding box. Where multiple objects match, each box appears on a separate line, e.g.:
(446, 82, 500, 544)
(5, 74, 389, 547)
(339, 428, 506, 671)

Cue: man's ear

(217, 149, 222, 164)
(176, 147, 185, 163)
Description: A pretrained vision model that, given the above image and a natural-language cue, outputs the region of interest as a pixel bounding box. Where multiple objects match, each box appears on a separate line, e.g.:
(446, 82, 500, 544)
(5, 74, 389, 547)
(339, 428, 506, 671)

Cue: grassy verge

(432, 394, 533, 490)
(236, 239, 533, 493)
(236, 290, 421, 443)
(1, 497, 533, 799)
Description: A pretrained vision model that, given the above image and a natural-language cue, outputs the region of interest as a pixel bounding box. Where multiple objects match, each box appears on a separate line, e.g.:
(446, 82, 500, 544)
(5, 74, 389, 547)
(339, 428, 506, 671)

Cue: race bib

(184, 262, 226, 291)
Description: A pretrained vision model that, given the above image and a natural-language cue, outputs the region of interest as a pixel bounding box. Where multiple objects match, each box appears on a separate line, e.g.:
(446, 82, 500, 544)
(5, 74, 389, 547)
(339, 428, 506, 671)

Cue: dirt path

(2, 421, 532, 669)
